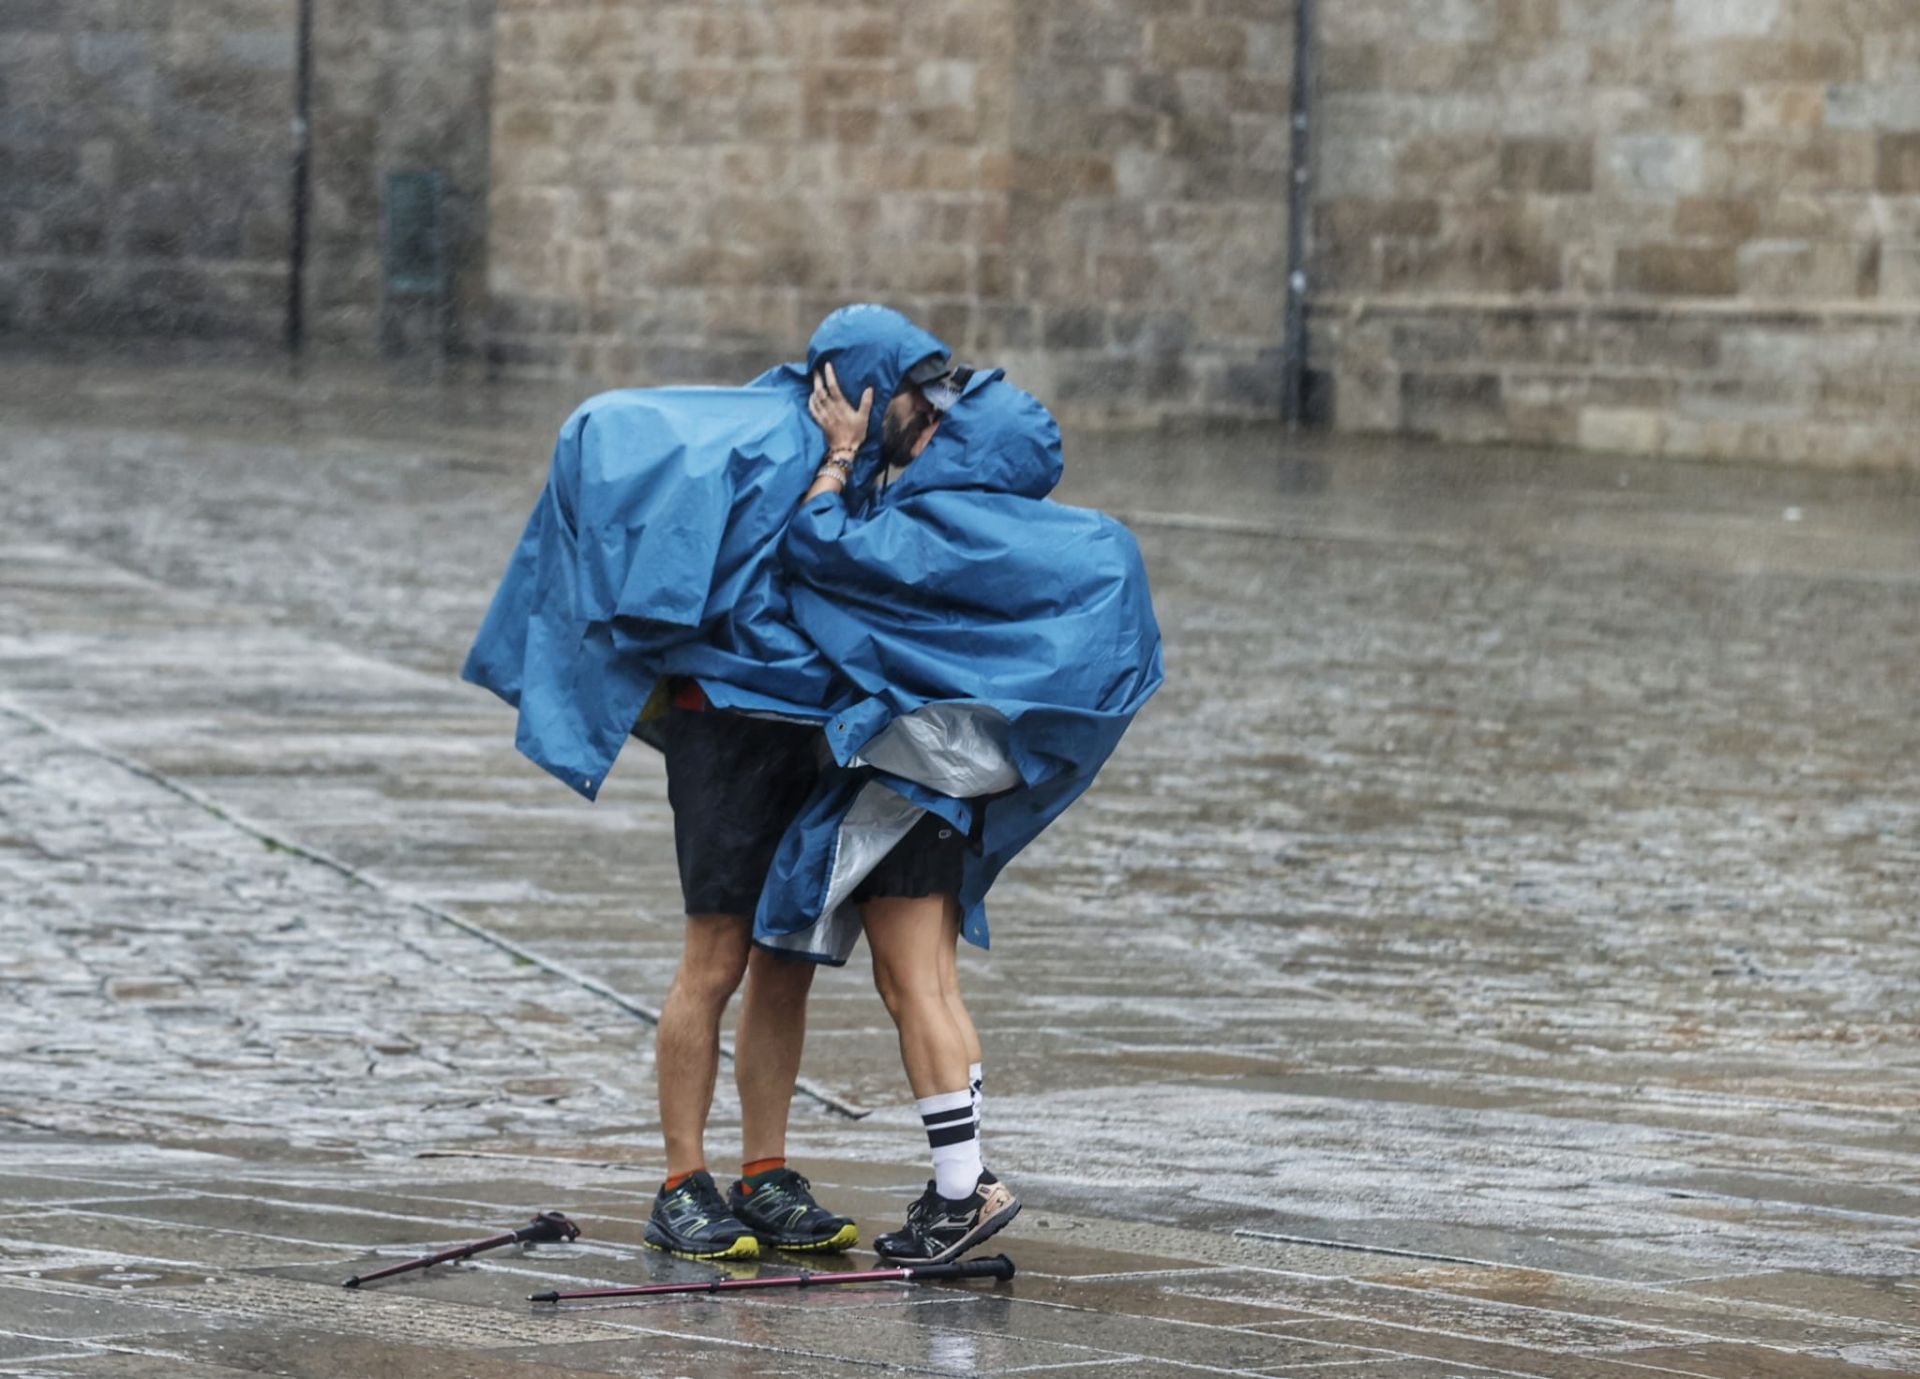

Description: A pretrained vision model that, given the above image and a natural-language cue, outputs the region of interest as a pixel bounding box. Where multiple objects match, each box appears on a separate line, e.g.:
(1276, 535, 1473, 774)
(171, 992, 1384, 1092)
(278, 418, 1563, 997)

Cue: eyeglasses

(920, 377, 964, 414)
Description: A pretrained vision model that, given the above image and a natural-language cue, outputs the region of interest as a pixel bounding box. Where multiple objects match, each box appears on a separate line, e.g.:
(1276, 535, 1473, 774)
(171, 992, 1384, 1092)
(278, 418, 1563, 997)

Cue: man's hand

(808, 361, 872, 455)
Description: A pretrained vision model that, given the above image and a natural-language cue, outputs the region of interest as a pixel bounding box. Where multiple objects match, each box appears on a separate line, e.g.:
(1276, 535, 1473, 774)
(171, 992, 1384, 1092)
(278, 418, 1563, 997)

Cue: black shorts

(663, 705, 965, 917)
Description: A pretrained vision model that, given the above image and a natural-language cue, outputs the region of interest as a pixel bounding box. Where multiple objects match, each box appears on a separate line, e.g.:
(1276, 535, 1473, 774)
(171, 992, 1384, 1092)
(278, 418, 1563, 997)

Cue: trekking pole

(344, 1211, 581, 1289)
(529, 1253, 1015, 1303)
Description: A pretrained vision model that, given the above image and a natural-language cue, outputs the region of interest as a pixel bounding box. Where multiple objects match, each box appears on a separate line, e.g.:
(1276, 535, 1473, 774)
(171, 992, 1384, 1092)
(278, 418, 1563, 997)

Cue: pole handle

(909, 1253, 1016, 1283)
(513, 1211, 581, 1246)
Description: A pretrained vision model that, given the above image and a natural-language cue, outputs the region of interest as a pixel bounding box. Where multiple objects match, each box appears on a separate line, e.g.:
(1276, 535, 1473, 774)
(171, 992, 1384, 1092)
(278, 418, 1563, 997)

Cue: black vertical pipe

(287, 0, 314, 354)
(1280, 0, 1317, 428)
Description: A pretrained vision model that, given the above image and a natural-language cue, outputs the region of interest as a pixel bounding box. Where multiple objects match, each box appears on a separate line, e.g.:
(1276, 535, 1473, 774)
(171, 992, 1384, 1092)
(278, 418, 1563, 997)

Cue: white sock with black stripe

(918, 1089, 981, 1200)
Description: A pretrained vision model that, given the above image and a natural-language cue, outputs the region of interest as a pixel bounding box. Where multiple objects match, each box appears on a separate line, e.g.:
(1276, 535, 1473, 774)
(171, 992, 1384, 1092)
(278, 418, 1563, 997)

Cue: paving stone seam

(0, 1198, 200, 1213)
(1001, 1353, 1294, 1377)
(1059, 1266, 1244, 1284)
(1235, 1228, 1502, 1271)
(518, 1314, 1049, 1376)
(936, 1291, 1403, 1369)
(16, 1210, 363, 1260)
(1639, 1278, 1920, 1334)
(0, 1340, 115, 1372)
(1308, 1066, 1920, 1126)
(1643, 1186, 1920, 1229)
(409, 1148, 658, 1174)
(0, 1273, 636, 1348)
(1170, 1287, 1727, 1357)
(1108, 508, 1920, 592)
(1018, 1367, 1197, 1377)
(1025, 1214, 1679, 1288)
(104, 1184, 594, 1236)
(1205, 1271, 1920, 1364)
(0, 1339, 186, 1371)
(0, 695, 869, 1123)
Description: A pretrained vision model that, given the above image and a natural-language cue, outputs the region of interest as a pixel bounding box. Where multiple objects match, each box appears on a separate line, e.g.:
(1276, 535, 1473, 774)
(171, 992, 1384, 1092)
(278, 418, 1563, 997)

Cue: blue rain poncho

(462, 305, 1163, 959)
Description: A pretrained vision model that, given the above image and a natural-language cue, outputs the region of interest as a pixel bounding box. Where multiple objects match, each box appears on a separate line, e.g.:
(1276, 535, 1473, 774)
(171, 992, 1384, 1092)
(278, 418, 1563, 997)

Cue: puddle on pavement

(35, 1264, 216, 1290)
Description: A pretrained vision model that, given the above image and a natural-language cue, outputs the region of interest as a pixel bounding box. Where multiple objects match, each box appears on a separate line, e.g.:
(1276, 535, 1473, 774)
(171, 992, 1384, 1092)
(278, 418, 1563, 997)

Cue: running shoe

(873, 1170, 1020, 1264)
(644, 1170, 759, 1260)
(727, 1167, 859, 1252)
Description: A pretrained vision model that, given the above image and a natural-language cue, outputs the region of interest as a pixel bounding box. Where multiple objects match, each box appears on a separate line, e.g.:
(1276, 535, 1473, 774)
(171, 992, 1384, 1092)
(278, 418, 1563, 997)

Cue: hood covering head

(880, 372, 1064, 503)
(804, 304, 950, 491)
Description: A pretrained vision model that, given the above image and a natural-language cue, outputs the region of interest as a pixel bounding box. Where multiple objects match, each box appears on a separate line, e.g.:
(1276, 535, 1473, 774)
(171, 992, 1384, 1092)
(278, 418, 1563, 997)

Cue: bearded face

(880, 390, 937, 468)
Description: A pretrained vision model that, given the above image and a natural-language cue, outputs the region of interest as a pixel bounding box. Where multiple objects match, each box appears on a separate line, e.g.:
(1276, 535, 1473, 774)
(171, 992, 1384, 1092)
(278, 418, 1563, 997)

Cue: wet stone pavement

(0, 358, 1917, 1376)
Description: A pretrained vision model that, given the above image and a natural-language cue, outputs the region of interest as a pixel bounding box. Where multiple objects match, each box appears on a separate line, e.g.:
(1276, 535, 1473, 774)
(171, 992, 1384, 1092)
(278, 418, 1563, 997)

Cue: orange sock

(738, 1157, 786, 1192)
(663, 1167, 702, 1192)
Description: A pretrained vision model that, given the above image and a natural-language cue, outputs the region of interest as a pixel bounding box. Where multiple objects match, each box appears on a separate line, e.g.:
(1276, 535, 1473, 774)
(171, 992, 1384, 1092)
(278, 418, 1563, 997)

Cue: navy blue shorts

(663, 706, 964, 918)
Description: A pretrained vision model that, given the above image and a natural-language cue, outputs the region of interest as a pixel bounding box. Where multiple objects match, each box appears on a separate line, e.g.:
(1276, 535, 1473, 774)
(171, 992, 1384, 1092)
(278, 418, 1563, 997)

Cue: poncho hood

(800, 304, 951, 493)
(881, 368, 1064, 502)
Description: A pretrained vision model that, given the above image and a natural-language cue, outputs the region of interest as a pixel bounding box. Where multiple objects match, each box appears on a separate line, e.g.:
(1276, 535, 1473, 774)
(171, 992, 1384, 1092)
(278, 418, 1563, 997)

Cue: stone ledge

(1313, 293, 1920, 326)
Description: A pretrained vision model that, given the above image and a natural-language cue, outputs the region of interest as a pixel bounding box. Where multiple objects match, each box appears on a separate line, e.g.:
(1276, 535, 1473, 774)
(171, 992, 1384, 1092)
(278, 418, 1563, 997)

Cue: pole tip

(342, 1278, 361, 1290)
(529, 1291, 559, 1304)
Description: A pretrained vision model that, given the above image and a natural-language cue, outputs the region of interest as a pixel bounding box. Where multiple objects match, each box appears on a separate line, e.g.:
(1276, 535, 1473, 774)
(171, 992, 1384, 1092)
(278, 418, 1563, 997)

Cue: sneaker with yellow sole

(644, 1170, 759, 1260)
(727, 1167, 858, 1253)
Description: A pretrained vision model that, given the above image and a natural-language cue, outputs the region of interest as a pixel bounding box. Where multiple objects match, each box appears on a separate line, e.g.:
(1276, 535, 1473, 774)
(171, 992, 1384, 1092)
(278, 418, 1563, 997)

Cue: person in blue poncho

(463, 305, 1162, 1267)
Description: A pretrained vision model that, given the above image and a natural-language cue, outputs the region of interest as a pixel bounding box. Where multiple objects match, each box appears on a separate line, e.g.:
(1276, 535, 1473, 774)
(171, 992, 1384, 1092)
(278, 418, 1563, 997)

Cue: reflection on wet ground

(1, 359, 1916, 1375)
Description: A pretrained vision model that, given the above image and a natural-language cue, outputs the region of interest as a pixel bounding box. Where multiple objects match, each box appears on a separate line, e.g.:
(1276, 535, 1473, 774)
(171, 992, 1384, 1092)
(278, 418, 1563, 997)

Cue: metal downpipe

(287, 0, 314, 355)
(1281, 0, 1317, 428)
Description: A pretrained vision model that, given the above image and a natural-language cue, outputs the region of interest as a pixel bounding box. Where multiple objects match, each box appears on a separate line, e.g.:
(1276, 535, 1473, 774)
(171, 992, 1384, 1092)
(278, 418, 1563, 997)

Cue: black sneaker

(645, 1170, 759, 1260)
(901, 1179, 936, 1225)
(726, 1167, 859, 1253)
(873, 1170, 1020, 1265)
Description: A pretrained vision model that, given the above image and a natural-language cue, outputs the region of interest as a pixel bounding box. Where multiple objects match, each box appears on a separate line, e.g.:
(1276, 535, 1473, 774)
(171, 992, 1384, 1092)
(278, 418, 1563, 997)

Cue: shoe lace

(904, 1179, 939, 1226)
(667, 1175, 730, 1227)
(744, 1171, 816, 1214)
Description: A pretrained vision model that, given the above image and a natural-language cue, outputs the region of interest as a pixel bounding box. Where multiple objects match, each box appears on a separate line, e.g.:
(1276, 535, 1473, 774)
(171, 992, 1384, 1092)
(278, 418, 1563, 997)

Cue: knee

(870, 964, 900, 1015)
(673, 947, 748, 1012)
(871, 961, 940, 1021)
(747, 948, 815, 1001)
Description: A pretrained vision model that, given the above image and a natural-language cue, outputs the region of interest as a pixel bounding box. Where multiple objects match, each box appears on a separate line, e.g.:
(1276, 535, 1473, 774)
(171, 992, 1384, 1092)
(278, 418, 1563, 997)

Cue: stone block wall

(1307, 0, 1920, 465)
(0, 0, 298, 344)
(307, 0, 495, 356)
(485, 0, 1015, 383)
(1000, 0, 1294, 423)
(0, 0, 493, 356)
(483, 0, 1294, 425)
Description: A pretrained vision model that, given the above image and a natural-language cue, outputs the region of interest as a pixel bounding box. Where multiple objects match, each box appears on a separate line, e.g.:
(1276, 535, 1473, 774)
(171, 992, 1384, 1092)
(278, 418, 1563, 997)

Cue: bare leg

(864, 894, 972, 1099)
(736, 946, 816, 1165)
(656, 914, 750, 1178)
(935, 895, 982, 1067)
